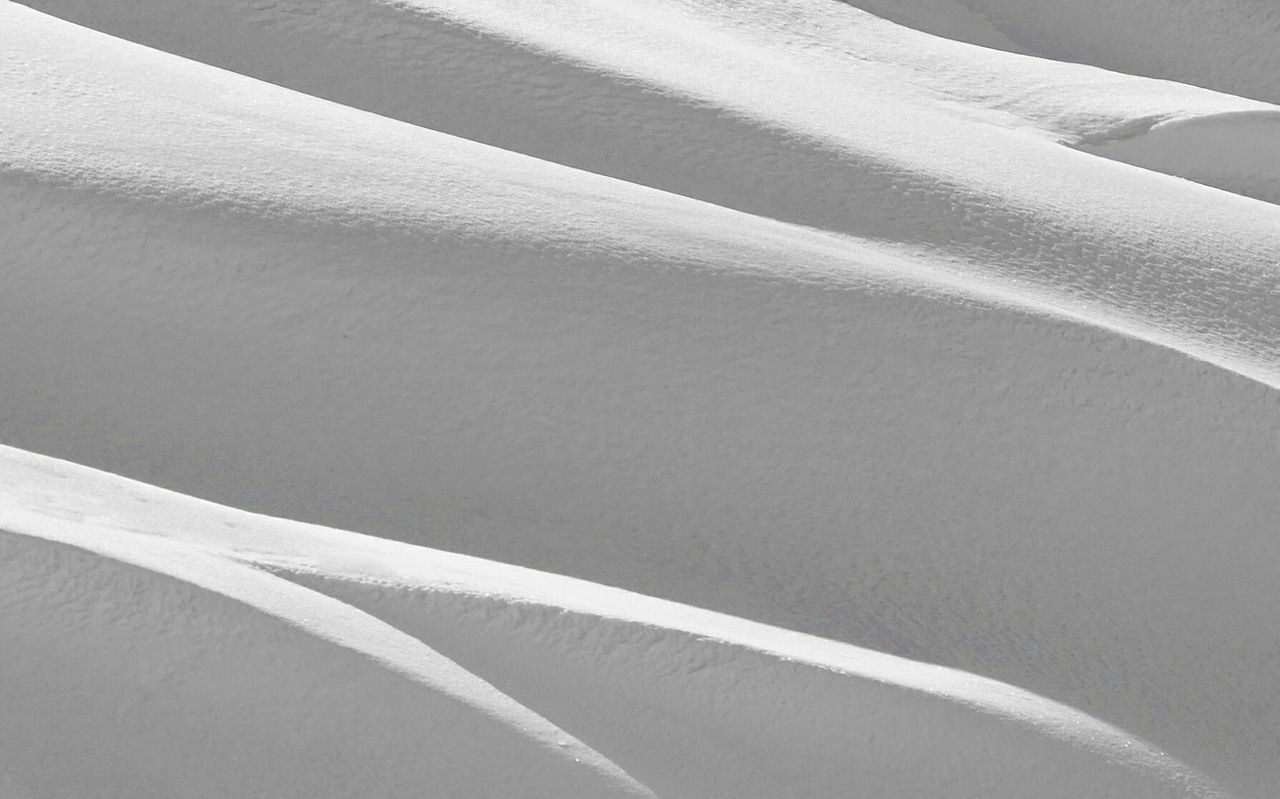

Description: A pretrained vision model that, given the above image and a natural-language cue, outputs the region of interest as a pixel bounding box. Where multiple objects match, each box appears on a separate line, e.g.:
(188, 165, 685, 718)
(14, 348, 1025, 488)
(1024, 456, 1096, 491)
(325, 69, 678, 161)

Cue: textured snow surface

(3, 0, 1280, 796)
(0, 447, 1225, 798)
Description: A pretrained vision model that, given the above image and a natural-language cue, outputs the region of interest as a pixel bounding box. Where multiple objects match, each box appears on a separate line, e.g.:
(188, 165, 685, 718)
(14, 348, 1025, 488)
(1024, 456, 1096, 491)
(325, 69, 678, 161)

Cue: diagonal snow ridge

(0, 445, 1230, 798)
(0, 515, 655, 798)
(12, 0, 1280, 379)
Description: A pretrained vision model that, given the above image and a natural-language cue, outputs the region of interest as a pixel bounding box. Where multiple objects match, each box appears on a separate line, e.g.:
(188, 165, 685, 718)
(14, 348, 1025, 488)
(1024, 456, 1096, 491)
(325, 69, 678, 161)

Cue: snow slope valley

(3, 1, 1280, 796)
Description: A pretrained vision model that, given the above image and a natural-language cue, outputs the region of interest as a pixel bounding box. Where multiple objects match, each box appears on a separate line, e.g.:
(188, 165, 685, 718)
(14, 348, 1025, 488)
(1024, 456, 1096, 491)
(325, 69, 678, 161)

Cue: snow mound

(0, 445, 1225, 798)
(1079, 111, 1280, 205)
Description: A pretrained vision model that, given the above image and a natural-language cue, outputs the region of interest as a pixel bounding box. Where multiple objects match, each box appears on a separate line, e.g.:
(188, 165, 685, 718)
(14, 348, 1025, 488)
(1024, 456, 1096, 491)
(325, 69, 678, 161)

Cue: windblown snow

(2, 0, 1279, 797)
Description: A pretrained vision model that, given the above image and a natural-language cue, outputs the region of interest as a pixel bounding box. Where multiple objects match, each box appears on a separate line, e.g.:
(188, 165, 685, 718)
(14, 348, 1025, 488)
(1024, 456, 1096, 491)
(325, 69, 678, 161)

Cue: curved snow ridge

(0, 447, 1228, 799)
(20, 0, 1267, 141)
(0, 511, 654, 799)
(1078, 110, 1280, 205)
(278, 571, 1228, 799)
(10, 1, 1280, 383)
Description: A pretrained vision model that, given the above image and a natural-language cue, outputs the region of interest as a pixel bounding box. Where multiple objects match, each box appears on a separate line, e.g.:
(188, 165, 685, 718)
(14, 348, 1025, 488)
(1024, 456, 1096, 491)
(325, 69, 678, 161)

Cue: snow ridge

(0, 446, 1229, 798)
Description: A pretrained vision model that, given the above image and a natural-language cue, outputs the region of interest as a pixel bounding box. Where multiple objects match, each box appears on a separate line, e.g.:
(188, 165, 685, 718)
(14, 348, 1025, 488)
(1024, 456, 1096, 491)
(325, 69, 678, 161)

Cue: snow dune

(0, 446, 1225, 798)
(4, 1, 1280, 797)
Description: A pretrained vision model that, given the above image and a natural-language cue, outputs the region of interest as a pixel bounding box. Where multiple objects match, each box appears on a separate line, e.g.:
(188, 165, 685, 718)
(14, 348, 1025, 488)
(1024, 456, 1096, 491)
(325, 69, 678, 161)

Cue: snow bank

(0, 446, 1224, 798)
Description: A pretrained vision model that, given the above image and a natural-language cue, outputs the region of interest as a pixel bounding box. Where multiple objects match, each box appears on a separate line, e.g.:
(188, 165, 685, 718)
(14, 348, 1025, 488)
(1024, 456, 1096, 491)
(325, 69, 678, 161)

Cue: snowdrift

(4, 2, 1280, 797)
(0, 445, 1225, 798)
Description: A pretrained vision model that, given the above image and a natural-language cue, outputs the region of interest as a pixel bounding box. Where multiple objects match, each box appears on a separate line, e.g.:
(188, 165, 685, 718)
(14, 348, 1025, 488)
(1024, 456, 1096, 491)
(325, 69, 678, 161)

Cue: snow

(1, 513, 651, 799)
(3, 0, 1280, 796)
(0, 446, 1225, 798)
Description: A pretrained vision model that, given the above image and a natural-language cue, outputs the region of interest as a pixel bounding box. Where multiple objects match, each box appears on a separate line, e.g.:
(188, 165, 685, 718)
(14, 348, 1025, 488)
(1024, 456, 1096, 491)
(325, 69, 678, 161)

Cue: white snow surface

(3, 1, 1280, 796)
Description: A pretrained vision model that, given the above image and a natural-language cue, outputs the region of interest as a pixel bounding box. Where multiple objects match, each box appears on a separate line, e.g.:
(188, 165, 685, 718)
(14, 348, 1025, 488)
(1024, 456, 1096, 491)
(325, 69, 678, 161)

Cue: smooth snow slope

(4, 4, 1280, 798)
(0, 445, 1226, 798)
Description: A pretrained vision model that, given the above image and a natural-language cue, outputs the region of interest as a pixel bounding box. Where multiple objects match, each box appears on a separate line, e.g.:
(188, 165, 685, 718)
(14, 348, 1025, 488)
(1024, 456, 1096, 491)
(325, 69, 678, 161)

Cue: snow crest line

(0, 458, 1232, 798)
(0, 512, 656, 799)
